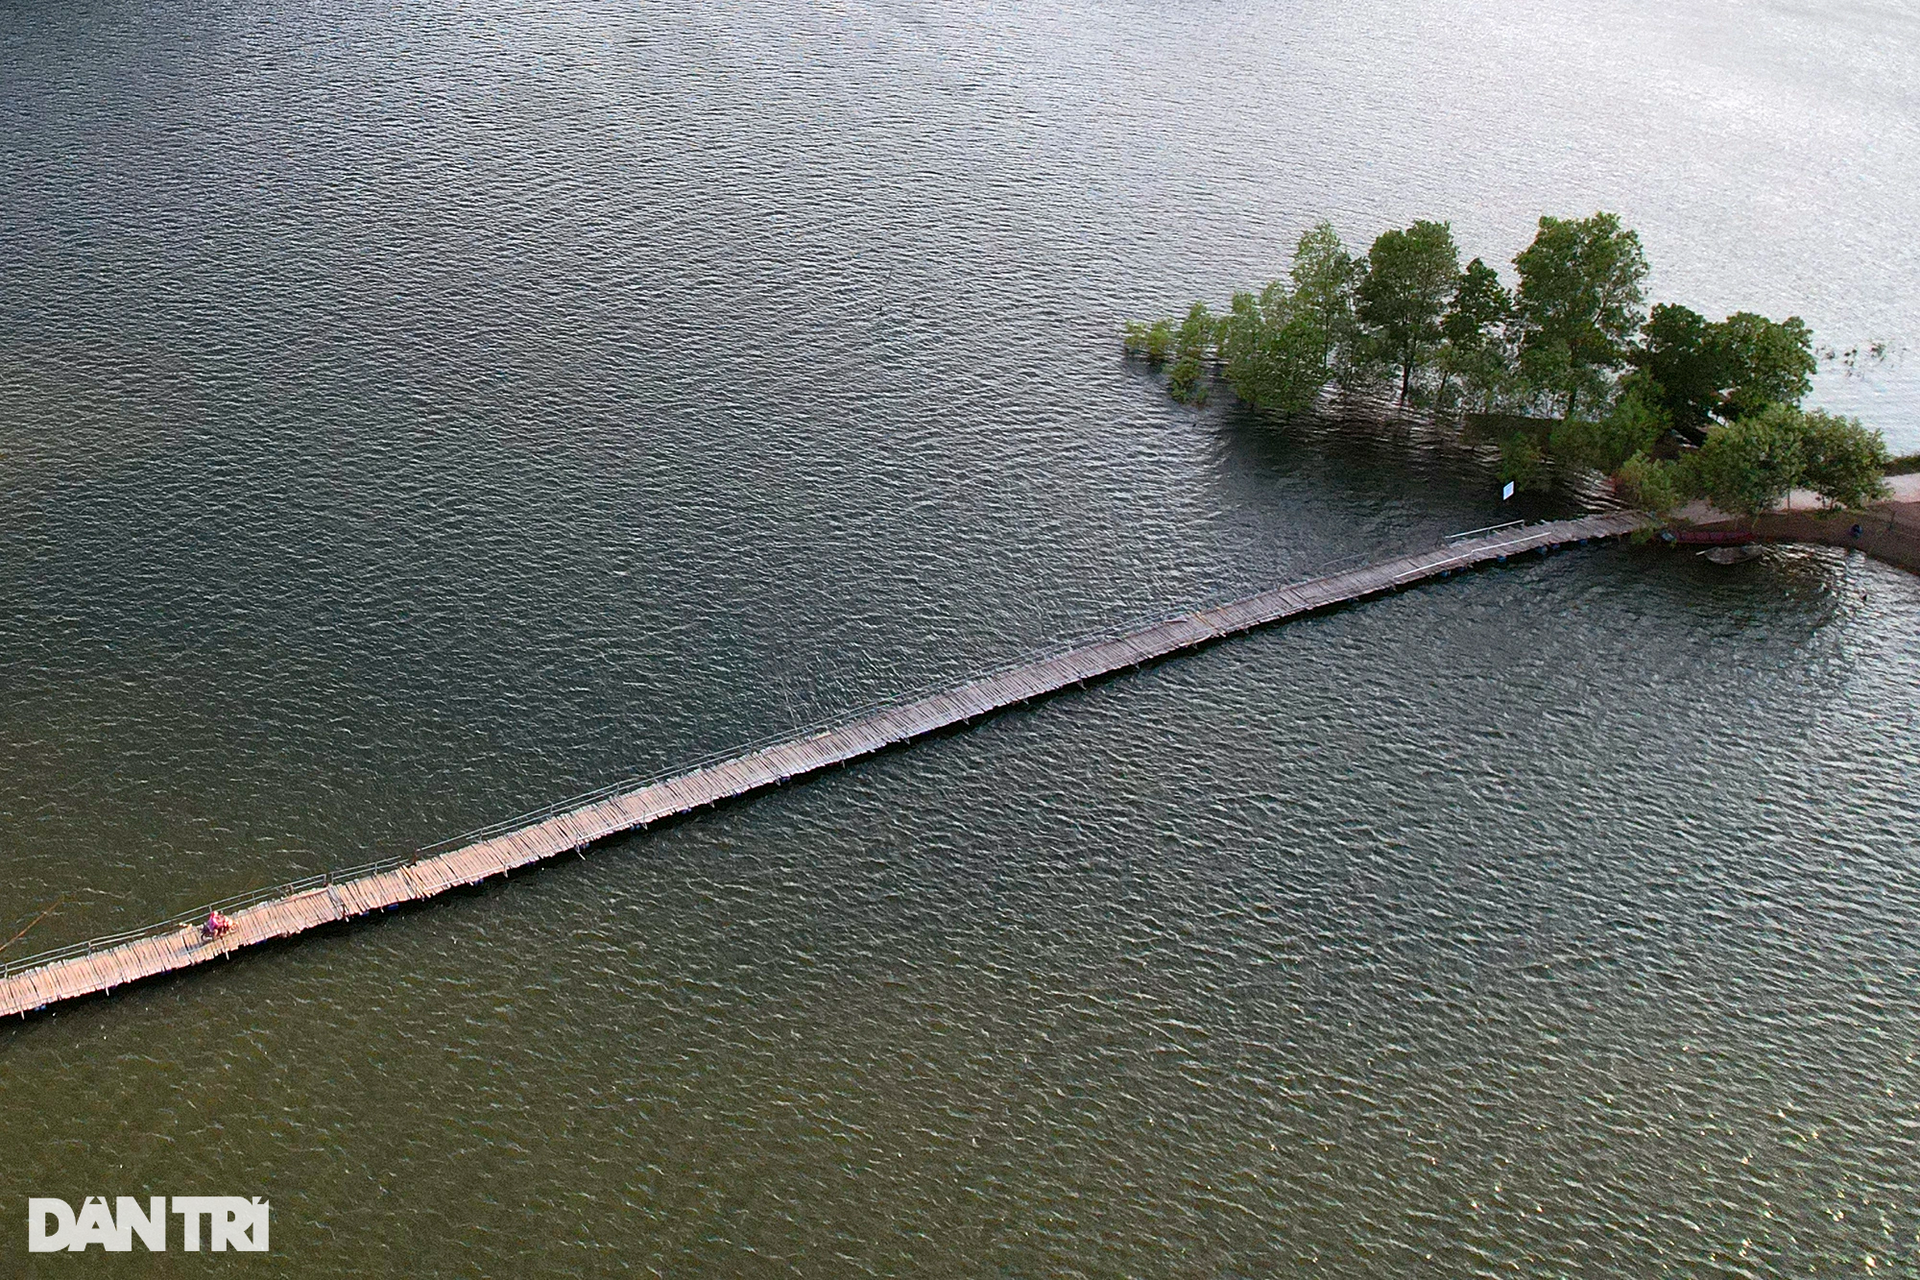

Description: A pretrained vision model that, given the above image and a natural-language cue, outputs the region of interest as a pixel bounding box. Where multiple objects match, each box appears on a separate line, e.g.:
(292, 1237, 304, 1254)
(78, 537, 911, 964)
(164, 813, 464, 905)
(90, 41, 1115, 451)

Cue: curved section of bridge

(0, 512, 1647, 1018)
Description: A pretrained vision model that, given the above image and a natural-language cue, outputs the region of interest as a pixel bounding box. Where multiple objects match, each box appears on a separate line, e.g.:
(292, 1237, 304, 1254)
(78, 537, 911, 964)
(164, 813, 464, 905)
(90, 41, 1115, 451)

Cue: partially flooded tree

(1167, 302, 1216, 404)
(1437, 257, 1513, 412)
(1355, 220, 1461, 402)
(1288, 221, 1364, 375)
(1499, 430, 1550, 494)
(1551, 385, 1669, 474)
(1116, 211, 1892, 525)
(1511, 212, 1648, 420)
(1216, 224, 1362, 415)
(1220, 283, 1334, 416)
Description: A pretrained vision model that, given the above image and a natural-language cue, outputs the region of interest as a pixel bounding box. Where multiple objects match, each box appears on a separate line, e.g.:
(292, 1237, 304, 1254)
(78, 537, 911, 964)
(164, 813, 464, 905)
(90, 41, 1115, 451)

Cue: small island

(1125, 213, 1915, 569)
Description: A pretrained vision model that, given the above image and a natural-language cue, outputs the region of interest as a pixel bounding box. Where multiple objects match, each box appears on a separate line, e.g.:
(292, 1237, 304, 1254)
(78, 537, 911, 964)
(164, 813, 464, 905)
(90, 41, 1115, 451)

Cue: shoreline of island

(1670, 474, 1920, 576)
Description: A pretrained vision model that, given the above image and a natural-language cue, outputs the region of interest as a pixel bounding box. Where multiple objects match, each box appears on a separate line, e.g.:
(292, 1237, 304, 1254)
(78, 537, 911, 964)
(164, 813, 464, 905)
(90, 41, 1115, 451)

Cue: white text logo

(28, 1197, 269, 1252)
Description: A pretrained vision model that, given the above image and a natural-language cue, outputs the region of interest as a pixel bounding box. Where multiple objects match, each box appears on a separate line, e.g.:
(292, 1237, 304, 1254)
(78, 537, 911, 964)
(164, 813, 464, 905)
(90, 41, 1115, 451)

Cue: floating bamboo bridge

(1, 512, 1648, 1018)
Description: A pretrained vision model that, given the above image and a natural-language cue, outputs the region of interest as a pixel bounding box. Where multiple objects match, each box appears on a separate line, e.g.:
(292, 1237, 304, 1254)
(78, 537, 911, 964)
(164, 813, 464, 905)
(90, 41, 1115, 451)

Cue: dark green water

(2, 0, 1917, 1273)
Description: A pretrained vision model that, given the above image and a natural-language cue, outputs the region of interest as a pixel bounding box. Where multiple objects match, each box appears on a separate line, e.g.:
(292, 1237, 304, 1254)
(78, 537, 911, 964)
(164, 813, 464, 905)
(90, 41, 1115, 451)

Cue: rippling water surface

(2, 0, 1918, 1273)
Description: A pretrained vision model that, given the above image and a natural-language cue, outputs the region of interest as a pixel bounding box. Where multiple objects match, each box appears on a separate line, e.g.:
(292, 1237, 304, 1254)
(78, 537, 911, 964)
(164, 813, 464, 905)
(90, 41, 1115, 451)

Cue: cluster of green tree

(1123, 212, 1893, 517)
(1614, 404, 1888, 517)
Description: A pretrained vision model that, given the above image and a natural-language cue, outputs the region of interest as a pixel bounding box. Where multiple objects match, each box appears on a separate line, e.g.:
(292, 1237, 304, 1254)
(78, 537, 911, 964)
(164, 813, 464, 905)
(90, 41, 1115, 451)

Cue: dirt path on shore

(1677, 476, 1920, 575)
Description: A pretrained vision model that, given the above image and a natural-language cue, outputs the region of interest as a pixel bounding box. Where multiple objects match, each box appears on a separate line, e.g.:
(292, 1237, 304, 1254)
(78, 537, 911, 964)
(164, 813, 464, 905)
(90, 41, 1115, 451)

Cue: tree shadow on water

(1187, 388, 1618, 583)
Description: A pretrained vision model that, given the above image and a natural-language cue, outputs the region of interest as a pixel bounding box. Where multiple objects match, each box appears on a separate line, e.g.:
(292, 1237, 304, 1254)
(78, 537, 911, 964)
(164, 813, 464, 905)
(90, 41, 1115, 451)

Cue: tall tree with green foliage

(1716, 312, 1816, 420)
(1437, 257, 1512, 411)
(1511, 212, 1649, 420)
(1119, 213, 1883, 523)
(1633, 305, 1817, 440)
(1287, 222, 1363, 376)
(1636, 303, 1722, 436)
(1355, 220, 1461, 403)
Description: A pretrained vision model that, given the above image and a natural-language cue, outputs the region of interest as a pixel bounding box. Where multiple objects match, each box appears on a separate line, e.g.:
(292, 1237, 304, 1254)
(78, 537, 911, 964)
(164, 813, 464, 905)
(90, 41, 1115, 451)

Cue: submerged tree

(1214, 224, 1362, 416)
(1511, 212, 1649, 420)
(1167, 302, 1215, 404)
(1355, 220, 1462, 403)
(1122, 319, 1175, 364)
(1118, 209, 1892, 526)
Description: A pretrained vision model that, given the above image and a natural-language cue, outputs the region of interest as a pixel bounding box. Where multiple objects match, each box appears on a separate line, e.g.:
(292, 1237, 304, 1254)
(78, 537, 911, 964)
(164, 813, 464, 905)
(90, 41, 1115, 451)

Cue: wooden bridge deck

(0, 512, 1647, 1018)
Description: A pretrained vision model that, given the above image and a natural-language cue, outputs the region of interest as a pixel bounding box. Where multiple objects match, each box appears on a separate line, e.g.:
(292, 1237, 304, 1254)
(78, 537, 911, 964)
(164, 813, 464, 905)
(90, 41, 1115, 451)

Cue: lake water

(2, 0, 1917, 1273)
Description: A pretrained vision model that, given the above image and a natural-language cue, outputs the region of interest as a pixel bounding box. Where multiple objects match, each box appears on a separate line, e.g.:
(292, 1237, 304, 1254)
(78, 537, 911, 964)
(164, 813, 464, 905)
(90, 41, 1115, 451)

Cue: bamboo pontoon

(0, 512, 1648, 1017)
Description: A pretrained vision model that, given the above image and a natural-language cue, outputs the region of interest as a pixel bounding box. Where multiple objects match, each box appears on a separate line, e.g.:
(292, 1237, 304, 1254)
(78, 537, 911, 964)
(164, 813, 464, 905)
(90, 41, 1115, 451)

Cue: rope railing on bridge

(0, 519, 1602, 984)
